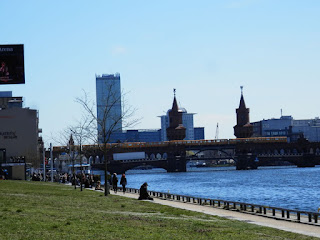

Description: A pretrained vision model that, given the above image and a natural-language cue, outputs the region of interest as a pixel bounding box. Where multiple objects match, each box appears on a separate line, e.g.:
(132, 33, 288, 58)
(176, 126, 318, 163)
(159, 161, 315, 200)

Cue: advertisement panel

(0, 44, 25, 84)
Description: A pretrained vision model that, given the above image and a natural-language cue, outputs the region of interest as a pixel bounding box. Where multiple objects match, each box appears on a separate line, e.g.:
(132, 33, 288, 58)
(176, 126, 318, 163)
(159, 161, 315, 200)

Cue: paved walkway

(110, 191, 320, 238)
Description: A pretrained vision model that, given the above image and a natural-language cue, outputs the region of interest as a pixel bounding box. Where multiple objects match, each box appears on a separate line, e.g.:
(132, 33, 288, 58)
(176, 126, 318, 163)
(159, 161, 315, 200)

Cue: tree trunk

(104, 149, 108, 196)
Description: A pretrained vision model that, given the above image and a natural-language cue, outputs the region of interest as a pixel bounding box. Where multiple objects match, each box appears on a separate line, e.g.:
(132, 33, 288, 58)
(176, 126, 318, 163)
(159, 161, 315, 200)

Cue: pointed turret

(68, 134, 74, 148)
(166, 89, 186, 141)
(239, 87, 246, 109)
(233, 86, 253, 138)
(172, 95, 179, 112)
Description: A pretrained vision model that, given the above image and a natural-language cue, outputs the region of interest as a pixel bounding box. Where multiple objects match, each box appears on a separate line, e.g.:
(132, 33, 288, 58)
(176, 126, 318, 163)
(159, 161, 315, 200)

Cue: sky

(1, 0, 320, 145)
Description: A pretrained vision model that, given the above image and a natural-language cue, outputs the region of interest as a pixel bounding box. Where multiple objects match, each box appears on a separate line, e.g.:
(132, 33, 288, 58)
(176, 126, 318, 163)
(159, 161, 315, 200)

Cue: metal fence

(123, 187, 320, 226)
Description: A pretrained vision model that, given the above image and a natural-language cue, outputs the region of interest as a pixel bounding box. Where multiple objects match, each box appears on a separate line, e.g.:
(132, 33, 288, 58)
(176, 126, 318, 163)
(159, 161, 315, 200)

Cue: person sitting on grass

(138, 182, 153, 200)
(95, 181, 103, 191)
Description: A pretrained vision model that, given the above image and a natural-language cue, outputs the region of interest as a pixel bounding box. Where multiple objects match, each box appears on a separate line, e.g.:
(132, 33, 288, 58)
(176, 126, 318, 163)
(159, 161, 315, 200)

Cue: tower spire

(233, 86, 253, 138)
(239, 86, 246, 109)
(166, 89, 186, 141)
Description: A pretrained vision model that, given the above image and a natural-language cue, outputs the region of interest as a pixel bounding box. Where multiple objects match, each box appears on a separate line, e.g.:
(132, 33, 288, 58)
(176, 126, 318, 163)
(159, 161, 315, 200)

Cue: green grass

(0, 180, 317, 240)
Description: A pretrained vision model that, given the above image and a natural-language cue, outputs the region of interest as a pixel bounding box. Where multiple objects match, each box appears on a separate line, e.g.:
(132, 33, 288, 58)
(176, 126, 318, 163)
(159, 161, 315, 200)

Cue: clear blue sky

(1, 0, 320, 144)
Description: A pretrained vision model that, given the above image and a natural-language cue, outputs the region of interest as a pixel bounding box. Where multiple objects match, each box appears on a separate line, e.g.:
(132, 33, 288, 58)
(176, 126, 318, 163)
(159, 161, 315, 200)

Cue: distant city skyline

(1, 1, 320, 146)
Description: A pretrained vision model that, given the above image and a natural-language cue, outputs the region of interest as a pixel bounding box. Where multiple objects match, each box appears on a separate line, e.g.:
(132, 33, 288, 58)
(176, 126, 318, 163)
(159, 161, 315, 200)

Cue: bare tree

(50, 115, 93, 191)
(68, 115, 93, 191)
(76, 84, 139, 196)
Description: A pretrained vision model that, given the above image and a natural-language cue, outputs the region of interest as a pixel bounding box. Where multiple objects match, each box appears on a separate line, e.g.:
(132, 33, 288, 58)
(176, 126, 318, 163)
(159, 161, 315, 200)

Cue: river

(93, 165, 320, 212)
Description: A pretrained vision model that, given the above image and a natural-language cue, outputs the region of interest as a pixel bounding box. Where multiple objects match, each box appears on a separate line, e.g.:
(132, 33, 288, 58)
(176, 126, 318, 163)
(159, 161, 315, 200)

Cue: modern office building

(96, 73, 122, 142)
(252, 115, 320, 142)
(292, 118, 320, 142)
(110, 129, 161, 143)
(194, 127, 205, 140)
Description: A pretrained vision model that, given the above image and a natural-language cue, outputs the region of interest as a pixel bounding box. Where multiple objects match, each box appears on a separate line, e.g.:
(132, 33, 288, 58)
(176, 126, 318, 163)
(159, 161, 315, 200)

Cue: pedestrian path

(110, 191, 320, 238)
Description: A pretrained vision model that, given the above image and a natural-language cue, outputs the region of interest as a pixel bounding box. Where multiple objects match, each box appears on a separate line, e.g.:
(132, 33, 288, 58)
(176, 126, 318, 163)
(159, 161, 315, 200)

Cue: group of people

(111, 173, 127, 194)
(31, 172, 98, 189)
(111, 173, 153, 200)
(31, 170, 153, 201)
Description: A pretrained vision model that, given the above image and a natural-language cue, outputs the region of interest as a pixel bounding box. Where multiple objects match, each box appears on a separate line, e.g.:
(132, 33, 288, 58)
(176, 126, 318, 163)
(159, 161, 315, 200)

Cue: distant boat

(187, 162, 207, 168)
(196, 162, 207, 167)
(187, 162, 197, 167)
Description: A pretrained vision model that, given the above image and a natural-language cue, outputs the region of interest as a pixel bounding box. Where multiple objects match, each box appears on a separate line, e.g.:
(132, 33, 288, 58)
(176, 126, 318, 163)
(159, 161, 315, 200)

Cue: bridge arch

(109, 161, 169, 173)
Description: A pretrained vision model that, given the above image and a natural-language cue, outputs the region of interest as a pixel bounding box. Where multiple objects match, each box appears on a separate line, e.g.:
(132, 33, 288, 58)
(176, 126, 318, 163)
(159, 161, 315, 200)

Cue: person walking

(112, 173, 118, 193)
(120, 173, 127, 194)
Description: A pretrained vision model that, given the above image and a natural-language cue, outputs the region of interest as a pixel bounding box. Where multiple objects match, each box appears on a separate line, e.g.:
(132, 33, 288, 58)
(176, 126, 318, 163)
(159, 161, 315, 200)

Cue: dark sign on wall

(0, 44, 25, 84)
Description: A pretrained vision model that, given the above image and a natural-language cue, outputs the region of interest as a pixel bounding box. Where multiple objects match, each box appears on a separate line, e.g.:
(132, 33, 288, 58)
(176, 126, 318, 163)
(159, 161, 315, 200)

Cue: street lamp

(70, 130, 83, 191)
(68, 134, 76, 190)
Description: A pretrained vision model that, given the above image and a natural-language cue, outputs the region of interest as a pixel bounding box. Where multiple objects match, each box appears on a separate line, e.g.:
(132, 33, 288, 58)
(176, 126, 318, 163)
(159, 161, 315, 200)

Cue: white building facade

(0, 104, 40, 165)
(252, 116, 320, 142)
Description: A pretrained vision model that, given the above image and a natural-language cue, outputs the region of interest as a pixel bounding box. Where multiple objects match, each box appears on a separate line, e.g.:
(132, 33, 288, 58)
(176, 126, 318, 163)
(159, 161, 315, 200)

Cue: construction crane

(215, 123, 219, 140)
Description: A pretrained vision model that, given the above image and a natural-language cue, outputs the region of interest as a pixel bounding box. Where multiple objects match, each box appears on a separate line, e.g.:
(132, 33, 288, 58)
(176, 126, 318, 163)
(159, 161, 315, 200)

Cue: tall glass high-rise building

(96, 73, 122, 142)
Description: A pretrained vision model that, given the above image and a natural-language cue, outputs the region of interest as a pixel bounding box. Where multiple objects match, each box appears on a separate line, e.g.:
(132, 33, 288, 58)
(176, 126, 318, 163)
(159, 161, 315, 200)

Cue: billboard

(0, 44, 25, 84)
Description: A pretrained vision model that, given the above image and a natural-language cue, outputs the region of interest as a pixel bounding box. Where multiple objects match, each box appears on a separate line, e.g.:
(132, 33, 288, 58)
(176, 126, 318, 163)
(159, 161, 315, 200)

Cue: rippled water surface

(95, 165, 320, 212)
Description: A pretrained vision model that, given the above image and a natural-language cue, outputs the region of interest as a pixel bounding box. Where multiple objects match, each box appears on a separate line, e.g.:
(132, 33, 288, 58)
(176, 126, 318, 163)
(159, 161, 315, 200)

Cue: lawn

(0, 180, 317, 240)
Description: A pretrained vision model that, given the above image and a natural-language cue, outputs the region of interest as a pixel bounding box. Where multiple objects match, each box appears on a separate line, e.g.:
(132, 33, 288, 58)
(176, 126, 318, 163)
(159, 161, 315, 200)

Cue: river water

(94, 165, 320, 212)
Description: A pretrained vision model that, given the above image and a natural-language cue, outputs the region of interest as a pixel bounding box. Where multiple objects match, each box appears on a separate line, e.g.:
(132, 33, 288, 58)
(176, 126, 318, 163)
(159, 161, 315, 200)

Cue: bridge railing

(122, 187, 320, 226)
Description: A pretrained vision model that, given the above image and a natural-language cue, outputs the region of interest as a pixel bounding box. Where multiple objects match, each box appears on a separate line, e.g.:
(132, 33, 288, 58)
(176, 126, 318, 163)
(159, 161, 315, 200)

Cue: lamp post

(50, 143, 53, 182)
(43, 146, 46, 182)
(68, 134, 76, 190)
(70, 130, 83, 191)
(79, 142, 83, 192)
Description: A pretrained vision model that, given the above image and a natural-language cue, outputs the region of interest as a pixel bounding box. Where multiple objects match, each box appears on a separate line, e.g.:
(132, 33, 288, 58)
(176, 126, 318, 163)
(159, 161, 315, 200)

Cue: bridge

(53, 136, 320, 173)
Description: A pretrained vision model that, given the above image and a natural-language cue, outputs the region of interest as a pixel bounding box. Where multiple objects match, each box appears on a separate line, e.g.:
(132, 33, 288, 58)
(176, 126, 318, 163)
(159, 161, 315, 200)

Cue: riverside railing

(123, 187, 320, 226)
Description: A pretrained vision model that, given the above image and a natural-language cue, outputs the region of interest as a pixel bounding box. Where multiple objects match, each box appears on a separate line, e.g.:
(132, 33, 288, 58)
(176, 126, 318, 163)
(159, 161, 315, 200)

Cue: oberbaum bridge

(53, 90, 320, 173)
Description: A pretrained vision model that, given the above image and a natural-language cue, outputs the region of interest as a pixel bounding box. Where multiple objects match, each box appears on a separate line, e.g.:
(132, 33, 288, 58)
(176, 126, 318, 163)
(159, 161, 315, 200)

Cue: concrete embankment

(108, 189, 320, 238)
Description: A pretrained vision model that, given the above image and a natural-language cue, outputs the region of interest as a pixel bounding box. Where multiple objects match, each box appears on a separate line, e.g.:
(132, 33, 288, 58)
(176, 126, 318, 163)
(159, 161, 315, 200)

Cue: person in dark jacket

(138, 182, 153, 200)
(112, 173, 118, 193)
(120, 173, 127, 194)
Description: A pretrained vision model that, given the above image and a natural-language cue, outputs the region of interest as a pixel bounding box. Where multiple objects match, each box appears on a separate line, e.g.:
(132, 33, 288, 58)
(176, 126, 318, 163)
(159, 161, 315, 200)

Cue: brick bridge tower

(166, 89, 187, 172)
(166, 89, 186, 141)
(234, 86, 253, 138)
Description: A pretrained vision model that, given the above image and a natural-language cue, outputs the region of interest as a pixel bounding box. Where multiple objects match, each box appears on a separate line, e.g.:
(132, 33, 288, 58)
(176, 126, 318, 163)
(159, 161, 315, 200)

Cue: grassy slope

(0, 180, 317, 240)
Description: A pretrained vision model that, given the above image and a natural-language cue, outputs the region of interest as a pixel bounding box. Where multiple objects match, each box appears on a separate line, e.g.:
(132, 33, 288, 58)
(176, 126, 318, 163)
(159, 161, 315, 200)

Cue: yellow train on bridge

(80, 136, 288, 151)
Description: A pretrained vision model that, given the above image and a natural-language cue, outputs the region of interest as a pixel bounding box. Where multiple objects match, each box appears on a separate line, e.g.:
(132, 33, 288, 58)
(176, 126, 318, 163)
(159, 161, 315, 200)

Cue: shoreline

(90, 185, 320, 238)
